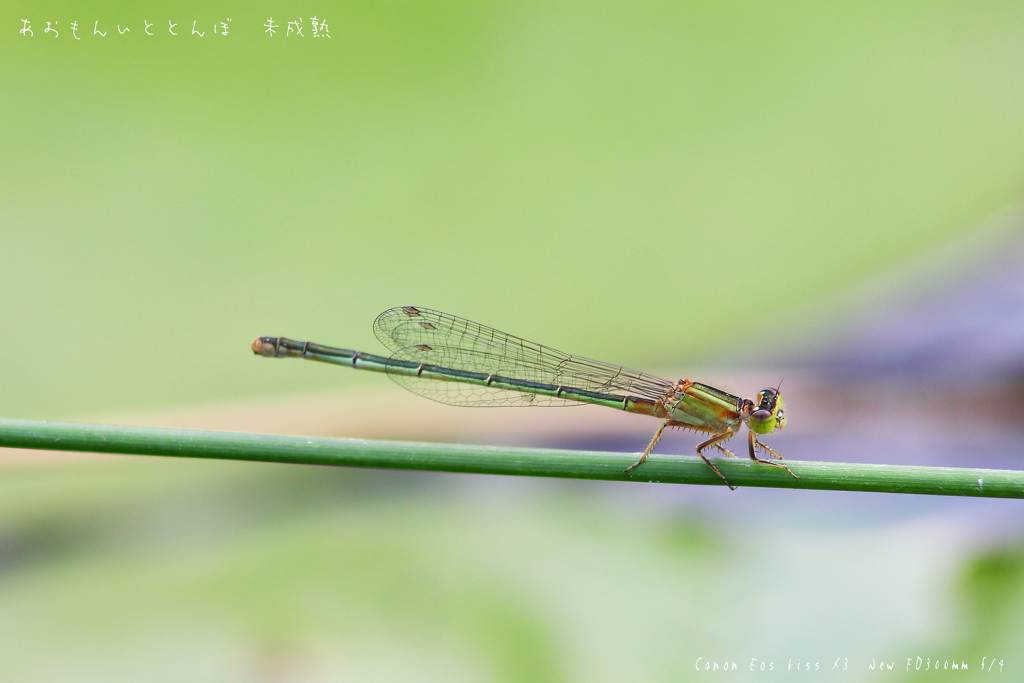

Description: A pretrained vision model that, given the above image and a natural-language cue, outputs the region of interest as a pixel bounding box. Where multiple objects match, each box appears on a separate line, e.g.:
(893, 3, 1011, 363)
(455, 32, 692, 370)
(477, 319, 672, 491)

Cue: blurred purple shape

(792, 221, 1024, 382)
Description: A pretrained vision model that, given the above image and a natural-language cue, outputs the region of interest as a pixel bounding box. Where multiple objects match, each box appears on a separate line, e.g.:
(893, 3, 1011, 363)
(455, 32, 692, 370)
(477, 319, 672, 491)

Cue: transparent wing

(372, 306, 675, 407)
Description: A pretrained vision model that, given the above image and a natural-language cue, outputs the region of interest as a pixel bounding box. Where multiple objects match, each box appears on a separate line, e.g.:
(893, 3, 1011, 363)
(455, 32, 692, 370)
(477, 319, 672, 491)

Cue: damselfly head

(748, 387, 785, 434)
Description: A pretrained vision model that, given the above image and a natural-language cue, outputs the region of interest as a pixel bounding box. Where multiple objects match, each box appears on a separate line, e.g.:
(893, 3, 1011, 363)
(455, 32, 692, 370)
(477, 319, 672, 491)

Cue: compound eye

(752, 409, 771, 421)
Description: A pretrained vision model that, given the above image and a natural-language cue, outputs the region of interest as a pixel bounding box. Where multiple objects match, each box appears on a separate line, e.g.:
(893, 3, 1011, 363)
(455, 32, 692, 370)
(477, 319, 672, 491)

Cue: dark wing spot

(419, 322, 436, 329)
(402, 306, 422, 316)
(414, 344, 432, 351)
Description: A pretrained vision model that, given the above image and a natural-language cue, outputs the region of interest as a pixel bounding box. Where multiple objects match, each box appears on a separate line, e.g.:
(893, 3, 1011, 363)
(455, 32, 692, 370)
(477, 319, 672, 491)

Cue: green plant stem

(0, 418, 1020, 497)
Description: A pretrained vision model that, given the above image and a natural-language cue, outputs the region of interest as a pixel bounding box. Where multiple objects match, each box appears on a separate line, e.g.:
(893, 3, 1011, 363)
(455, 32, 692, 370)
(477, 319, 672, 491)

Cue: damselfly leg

(695, 428, 738, 490)
(747, 431, 798, 479)
(623, 420, 670, 473)
(625, 421, 738, 490)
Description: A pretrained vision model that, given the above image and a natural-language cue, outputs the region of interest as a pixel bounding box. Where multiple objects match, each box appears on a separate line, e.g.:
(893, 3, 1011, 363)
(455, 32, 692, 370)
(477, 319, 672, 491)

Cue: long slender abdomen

(253, 336, 663, 414)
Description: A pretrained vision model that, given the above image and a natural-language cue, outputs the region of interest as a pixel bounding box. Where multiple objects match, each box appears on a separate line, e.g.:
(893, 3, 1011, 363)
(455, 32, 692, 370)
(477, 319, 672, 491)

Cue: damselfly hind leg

(747, 431, 799, 479)
(623, 420, 669, 473)
(695, 429, 737, 491)
(625, 422, 739, 490)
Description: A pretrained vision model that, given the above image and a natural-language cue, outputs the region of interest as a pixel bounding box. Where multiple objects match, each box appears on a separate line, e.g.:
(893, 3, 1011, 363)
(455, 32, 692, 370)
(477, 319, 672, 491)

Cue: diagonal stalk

(0, 418, 1021, 497)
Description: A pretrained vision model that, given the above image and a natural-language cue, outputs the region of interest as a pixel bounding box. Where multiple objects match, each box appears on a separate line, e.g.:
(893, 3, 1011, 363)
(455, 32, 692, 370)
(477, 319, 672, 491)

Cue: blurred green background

(2, 0, 1024, 680)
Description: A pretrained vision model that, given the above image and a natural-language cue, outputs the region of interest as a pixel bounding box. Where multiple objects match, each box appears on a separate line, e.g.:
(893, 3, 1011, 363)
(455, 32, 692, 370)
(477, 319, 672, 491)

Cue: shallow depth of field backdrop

(3, 1, 1024, 681)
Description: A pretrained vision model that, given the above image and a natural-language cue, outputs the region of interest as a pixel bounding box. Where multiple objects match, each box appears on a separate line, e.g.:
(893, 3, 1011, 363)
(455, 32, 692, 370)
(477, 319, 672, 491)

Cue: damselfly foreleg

(747, 431, 799, 479)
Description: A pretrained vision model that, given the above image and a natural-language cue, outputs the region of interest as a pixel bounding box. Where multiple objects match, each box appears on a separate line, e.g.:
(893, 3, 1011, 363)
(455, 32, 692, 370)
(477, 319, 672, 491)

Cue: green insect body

(253, 306, 797, 490)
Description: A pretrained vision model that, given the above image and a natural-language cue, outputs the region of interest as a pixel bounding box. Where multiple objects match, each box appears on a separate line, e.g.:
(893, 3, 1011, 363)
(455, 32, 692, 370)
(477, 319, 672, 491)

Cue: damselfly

(252, 306, 796, 489)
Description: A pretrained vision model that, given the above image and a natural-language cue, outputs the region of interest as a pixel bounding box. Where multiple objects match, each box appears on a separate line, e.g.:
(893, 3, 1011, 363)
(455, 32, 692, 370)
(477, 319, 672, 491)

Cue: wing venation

(372, 306, 674, 407)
